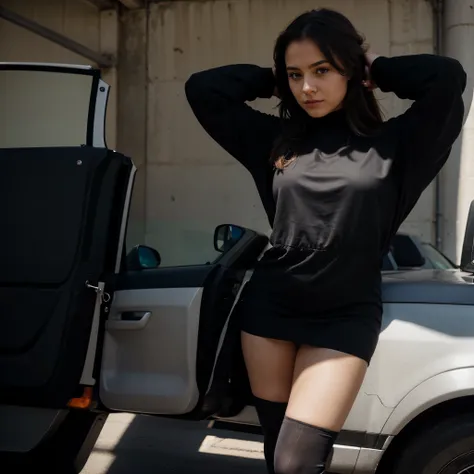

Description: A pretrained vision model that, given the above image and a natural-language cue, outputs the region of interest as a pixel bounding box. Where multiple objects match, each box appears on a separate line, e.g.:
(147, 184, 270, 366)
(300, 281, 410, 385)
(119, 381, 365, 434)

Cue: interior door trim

(106, 311, 151, 330)
(114, 165, 137, 273)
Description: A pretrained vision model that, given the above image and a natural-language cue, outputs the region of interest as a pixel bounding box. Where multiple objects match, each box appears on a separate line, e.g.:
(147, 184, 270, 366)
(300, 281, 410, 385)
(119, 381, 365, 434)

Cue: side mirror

(214, 224, 244, 253)
(126, 245, 161, 271)
(461, 200, 474, 272)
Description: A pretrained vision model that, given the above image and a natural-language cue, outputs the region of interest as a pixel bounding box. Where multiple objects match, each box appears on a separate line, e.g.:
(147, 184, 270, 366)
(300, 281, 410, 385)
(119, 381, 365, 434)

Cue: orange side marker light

(67, 386, 93, 409)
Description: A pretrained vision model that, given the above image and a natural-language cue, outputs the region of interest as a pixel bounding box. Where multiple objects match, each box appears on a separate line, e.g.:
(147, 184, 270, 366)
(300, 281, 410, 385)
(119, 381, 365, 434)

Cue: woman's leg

(241, 331, 297, 473)
(274, 346, 368, 474)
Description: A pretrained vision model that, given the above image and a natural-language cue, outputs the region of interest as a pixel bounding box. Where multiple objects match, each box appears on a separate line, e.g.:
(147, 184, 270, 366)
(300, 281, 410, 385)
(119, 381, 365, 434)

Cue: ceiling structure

(0, 0, 149, 68)
(84, 0, 145, 10)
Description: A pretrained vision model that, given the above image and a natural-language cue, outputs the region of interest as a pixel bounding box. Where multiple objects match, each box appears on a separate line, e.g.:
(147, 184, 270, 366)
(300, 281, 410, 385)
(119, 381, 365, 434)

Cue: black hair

(271, 8, 383, 168)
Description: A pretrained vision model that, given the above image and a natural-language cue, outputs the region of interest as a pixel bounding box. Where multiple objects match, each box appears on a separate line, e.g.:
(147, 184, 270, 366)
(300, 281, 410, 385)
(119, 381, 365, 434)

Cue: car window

(391, 234, 425, 267)
(381, 253, 396, 271)
(420, 243, 456, 269)
(125, 168, 223, 268)
(0, 68, 93, 148)
(125, 221, 222, 268)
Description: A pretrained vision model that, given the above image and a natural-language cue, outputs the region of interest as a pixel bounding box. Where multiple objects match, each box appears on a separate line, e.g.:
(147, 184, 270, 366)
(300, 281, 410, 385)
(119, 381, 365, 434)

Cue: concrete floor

(82, 413, 266, 474)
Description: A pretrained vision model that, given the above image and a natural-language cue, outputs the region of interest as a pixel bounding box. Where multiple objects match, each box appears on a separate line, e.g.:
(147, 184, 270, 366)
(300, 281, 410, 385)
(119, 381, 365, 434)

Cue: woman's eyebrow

(286, 60, 329, 71)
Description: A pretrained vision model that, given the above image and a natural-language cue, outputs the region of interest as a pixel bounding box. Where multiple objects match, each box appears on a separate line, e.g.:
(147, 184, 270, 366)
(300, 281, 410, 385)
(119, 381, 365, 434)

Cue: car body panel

(356, 300, 474, 433)
(354, 447, 389, 474)
(381, 367, 474, 435)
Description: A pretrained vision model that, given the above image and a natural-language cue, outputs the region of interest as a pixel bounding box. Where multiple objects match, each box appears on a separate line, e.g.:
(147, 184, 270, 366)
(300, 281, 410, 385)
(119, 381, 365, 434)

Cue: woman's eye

(288, 72, 301, 80)
(315, 67, 330, 75)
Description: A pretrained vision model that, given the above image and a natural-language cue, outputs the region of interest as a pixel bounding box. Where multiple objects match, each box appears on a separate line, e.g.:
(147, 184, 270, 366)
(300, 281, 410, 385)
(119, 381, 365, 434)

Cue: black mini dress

(185, 54, 466, 364)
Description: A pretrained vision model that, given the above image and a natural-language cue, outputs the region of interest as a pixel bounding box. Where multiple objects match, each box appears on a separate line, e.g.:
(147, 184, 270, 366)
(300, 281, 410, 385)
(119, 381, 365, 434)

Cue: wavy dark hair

(271, 8, 383, 168)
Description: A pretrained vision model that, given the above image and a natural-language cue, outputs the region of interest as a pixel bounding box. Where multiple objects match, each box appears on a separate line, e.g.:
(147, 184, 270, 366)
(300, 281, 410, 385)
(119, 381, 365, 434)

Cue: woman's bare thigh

(286, 346, 368, 431)
(241, 331, 297, 402)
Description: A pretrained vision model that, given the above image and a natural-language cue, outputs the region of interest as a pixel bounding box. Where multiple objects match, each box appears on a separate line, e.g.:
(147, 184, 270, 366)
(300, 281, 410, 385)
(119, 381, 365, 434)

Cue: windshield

(420, 243, 456, 269)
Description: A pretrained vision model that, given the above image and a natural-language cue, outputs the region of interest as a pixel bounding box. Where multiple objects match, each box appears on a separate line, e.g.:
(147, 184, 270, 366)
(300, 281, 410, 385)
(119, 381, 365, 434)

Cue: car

(2, 63, 474, 474)
(128, 230, 456, 273)
(382, 233, 457, 271)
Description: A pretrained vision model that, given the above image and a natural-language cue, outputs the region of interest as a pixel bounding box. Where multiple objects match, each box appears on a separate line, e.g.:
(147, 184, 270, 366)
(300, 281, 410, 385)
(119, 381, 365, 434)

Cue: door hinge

(85, 280, 111, 304)
(80, 280, 109, 386)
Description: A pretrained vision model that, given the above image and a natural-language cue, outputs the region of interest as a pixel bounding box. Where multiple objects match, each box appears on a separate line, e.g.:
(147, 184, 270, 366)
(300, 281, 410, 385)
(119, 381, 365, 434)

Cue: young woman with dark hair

(185, 8, 466, 473)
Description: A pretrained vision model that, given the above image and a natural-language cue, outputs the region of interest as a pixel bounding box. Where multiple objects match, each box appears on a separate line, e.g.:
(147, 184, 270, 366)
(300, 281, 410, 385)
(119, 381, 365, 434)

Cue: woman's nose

(302, 77, 317, 93)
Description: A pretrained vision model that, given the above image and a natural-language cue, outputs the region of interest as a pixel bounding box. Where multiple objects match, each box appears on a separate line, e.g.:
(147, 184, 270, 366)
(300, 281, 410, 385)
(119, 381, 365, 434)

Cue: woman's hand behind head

(363, 52, 380, 91)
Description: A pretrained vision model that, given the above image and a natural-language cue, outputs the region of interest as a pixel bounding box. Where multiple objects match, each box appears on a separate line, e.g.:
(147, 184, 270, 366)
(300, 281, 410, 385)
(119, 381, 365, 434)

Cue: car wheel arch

(380, 367, 474, 436)
(375, 368, 474, 473)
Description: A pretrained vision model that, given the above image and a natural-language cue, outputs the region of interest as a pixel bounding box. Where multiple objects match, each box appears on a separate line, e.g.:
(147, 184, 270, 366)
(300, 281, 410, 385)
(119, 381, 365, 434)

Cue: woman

(185, 8, 466, 474)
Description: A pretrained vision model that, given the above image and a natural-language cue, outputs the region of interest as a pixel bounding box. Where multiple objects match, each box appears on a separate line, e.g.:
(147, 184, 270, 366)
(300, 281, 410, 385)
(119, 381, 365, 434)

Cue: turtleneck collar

(296, 107, 352, 152)
(308, 108, 347, 129)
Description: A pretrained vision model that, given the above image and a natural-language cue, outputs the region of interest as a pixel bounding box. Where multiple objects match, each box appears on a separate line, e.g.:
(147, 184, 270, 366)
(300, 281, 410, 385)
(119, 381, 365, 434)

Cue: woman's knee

(274, 417, 338, 474)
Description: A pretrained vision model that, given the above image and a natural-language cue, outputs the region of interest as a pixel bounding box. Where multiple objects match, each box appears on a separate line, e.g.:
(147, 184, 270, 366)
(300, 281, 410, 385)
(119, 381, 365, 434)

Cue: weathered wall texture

(119, 0, 434, 266)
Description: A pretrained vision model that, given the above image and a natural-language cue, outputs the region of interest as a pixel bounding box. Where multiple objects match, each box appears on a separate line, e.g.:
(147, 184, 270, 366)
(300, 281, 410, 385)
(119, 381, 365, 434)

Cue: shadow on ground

(82, 414, 265, 474)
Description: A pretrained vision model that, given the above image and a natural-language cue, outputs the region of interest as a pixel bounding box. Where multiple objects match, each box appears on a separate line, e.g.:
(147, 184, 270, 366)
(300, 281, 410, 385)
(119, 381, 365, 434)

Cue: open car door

(100, 225, 268, 418)
(0, 63, 135, 409)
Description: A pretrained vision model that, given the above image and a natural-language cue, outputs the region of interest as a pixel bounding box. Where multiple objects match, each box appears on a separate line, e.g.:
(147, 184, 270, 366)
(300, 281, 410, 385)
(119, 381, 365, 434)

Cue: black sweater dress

(185, 54, 467, 364)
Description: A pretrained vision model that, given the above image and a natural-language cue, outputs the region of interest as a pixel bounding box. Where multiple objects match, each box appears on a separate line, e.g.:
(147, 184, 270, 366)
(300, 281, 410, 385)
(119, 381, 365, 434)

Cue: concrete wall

(119, 0, 435, 267)
(0, 0, 119, 148)
(441, 0, 474, 262)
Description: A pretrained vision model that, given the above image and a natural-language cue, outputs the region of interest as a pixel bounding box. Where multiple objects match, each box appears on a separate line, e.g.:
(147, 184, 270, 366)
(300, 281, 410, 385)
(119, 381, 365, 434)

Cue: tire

(386, 414, 474, 474)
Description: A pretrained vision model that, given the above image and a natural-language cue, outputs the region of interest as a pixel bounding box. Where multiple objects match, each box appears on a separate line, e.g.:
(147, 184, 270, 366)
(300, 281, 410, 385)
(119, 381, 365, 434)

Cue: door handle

(106, 311, 151, 330)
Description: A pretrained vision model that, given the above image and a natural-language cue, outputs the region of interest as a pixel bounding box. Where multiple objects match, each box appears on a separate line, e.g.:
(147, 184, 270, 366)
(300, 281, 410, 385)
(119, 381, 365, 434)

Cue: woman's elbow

(444, 57, 467, 93)
(185, 72, 203, 104)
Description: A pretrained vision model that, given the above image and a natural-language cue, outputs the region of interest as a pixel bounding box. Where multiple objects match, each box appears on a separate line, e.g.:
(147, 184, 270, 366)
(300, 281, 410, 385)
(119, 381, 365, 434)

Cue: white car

(1, 63, 474, 474)
(383, 233, 457, 271)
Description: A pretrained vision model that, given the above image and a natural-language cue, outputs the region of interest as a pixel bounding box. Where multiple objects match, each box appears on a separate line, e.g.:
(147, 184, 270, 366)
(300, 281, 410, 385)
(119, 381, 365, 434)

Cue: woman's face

(285, 39, 348, 118)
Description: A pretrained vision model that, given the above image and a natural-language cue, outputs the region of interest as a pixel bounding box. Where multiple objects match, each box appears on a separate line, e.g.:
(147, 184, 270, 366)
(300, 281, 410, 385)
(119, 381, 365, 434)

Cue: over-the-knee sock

(274, 416, 338, 474)
(254, 397, 288, 474)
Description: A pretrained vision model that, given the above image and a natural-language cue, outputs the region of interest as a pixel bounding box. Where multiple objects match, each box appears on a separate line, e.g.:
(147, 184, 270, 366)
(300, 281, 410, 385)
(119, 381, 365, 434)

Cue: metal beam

(0, 5, 116, 68)
(83, 0, 117, 10)
(117, 0, 145, 9)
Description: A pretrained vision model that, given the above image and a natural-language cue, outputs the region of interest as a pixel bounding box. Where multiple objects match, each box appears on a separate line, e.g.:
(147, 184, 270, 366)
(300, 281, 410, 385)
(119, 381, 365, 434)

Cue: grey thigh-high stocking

(274, 416, 338, 474)
(254, 397, 288, 474)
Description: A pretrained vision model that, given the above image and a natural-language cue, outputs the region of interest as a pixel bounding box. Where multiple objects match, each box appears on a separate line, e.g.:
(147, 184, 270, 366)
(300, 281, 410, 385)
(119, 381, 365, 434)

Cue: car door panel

(100, 230, 268, 418)
(101, 287, 203, 414)
(0, 63, 135, 409)
(0, 147, 134, 408)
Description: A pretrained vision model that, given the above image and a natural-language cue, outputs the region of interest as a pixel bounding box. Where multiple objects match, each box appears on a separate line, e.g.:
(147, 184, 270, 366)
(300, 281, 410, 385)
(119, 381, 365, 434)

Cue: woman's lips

(303, 100, 324, 108)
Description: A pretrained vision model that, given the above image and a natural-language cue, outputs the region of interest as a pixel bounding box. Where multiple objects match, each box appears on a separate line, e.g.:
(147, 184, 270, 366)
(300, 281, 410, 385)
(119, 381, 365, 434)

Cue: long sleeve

(371, 54, 467, 197)
(185, 65, 281, 174)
